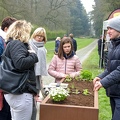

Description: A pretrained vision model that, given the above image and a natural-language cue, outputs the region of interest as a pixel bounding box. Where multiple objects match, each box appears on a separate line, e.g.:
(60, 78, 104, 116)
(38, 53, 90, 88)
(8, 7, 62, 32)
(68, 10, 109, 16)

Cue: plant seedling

(80, 70, 92, 81)
(83, 89, 90, 95)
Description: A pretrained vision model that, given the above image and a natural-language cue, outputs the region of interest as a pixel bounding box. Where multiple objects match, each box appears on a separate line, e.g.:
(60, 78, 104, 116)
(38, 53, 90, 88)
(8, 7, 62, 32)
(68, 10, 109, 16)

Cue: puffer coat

(99, 37, 120, 97)
(5, 39, 38, 95)
(48, 54, 82, 82)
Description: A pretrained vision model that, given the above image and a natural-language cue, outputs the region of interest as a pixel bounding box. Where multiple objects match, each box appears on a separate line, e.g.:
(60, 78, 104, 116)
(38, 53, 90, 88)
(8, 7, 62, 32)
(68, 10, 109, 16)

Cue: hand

(28, 46, 36, 53)
(28, 49, 36, 54)
(94, 81, 102, 91)
(93, 77, 101, 85)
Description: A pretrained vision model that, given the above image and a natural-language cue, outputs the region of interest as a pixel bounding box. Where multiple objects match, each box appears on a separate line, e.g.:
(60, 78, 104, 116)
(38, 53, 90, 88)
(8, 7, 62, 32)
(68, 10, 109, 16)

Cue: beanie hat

(107, 16, 120, 32)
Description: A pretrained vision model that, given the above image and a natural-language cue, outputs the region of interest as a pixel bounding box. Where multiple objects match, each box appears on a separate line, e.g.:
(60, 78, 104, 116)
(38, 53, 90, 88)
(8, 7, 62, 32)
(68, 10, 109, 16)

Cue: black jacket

(5, 39, 38, 95)
(99, 37, 120, 97)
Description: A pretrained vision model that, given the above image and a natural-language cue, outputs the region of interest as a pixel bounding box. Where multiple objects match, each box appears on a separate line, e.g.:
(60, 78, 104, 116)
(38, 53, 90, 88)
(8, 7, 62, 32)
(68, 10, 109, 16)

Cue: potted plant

(40, 70, 98, 120)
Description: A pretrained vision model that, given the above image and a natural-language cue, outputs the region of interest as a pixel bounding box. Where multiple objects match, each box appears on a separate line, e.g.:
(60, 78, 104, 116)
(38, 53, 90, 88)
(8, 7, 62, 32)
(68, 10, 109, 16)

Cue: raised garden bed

(40, 78, 98, 120)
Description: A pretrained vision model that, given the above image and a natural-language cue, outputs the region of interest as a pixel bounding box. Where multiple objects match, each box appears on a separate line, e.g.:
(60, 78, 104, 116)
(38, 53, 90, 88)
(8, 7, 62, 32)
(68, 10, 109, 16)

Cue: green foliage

(82, 89, 90, 95)
(46, 30, 65, 40)
(64, 75, 72, 82)
(80, 70, 92, 81)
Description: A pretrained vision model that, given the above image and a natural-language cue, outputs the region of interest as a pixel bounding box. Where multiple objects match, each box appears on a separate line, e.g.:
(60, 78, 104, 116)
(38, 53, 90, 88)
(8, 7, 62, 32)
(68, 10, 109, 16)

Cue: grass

(82, 47, 111, 120)
(45, 38, 94, 62)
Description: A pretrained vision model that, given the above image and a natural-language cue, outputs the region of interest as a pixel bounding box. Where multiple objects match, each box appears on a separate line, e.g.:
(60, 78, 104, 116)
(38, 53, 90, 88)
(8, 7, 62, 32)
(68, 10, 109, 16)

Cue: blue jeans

(110, 97, 120, 120)
(4, 93, 33, 120)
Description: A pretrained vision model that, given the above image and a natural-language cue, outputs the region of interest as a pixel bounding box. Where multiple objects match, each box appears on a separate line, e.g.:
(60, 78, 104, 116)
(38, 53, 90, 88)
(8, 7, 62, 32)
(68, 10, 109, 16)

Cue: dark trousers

(0, 96, 11, 120)
(110, 97, 120, 120)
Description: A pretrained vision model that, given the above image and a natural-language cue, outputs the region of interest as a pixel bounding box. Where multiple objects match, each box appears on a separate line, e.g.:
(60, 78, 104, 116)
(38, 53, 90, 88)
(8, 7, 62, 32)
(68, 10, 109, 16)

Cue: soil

(47, 79, 94, 107)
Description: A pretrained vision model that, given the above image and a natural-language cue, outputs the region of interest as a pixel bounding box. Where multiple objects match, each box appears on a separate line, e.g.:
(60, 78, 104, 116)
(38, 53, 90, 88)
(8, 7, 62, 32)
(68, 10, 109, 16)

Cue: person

(97, 35, 105, 68)
(29, 27, 47, 120)
(69, 33, 77, 53)
(0, 16, 17, 120)
(54, 37, 61, 54)
(4, 20, 38, 120)
(48, 37, 82, 83)
(93, 16, 120, 120)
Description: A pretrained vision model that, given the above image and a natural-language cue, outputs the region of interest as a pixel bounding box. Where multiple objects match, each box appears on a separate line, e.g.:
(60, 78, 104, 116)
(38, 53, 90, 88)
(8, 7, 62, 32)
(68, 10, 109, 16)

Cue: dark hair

(69, 33, 73, 38)
(1, 16, 17, 31)
(58, 37, 73, 59)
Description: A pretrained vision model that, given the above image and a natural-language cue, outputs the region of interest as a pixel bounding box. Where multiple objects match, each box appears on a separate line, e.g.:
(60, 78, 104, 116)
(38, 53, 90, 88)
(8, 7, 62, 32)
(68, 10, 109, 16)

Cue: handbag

(0, 44, 29, 94)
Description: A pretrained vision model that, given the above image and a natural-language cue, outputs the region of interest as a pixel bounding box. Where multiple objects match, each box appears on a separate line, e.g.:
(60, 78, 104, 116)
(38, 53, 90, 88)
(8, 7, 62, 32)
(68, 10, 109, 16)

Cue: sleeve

(0, 37, 4, 56)
(100, 66, 120, 88)
(9, 41, 38, 70)
(48, 55, 66, 78)
(74, 40, 77, 52)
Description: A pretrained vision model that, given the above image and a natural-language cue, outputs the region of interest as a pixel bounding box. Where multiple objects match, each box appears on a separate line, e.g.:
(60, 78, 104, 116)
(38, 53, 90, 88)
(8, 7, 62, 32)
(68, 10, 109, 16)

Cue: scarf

(29, 39, 47, 76)
(63, 51, 75, 59)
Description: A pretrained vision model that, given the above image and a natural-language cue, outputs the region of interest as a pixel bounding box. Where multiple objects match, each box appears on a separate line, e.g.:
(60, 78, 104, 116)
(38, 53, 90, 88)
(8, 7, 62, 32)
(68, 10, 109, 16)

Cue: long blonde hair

(31, 27, 47, 43)
(6, 20, 32, 43)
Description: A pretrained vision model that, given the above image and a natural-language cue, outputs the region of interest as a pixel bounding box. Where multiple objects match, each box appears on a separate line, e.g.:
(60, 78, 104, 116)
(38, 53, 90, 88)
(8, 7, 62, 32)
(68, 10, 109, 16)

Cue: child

(48, 37, 82, 83)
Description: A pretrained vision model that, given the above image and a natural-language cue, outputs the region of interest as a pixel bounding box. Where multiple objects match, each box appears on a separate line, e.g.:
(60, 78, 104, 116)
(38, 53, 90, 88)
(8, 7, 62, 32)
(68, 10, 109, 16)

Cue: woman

(29, 27, 47, 99)
(4, 20, 38, 120)
(48, 37, 82, 82)
(29, 27, 47, 120)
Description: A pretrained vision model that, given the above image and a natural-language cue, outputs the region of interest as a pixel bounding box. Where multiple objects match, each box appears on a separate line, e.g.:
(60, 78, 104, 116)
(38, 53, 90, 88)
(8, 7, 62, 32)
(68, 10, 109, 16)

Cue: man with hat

(93, 16, 120, 120)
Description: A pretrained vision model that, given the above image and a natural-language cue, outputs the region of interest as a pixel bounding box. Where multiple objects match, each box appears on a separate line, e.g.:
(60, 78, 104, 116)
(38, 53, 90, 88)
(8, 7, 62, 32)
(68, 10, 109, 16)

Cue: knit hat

(107, 16, 120, 32)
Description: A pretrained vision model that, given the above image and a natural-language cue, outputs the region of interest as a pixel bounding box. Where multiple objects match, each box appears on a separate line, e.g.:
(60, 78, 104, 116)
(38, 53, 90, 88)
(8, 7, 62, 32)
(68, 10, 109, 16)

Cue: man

(69, 33, 77, 53)
(0, 16, 16, 120)
(93, 16, 120, 120)
(97, 35, 105, 68)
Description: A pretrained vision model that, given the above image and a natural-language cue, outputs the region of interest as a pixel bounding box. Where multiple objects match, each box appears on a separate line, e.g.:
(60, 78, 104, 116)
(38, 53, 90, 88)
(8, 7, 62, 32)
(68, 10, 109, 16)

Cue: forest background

(0, 0, 120, 39)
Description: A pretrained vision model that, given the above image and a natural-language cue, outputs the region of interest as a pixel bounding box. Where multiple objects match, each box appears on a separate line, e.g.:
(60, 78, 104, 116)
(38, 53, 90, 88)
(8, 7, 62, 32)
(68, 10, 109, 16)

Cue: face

(34, 35, 44, 42)
(63, 43, 71, 55)
(107, 27, 120, 40)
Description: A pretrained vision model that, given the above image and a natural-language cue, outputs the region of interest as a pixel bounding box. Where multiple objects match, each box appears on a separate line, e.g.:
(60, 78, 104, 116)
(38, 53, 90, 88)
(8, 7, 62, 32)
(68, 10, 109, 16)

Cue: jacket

(48, 54, 82, 82)
(99, 37, 120, 97)
(5, 39, 38, 95)
(55, 40, 60, 53)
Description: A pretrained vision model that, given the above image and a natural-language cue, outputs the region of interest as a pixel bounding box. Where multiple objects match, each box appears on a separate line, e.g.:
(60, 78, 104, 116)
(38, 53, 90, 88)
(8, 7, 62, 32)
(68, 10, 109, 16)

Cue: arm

(9, 41, 38, 70)
(100, 65, 120, 88)
(48, 55, 67, 78)
(0, 37, 4, 56)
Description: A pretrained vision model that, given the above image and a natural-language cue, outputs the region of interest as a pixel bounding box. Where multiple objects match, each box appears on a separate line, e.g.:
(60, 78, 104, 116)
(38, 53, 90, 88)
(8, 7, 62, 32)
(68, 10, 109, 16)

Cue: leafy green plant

(64, 75, 72, 82)
(80, 70, 92, 81)
(83, 89, 90, 95)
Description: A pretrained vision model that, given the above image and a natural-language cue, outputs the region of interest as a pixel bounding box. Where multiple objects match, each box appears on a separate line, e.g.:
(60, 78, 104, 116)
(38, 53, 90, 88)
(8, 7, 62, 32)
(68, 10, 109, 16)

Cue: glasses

(36, 35, 44, 38)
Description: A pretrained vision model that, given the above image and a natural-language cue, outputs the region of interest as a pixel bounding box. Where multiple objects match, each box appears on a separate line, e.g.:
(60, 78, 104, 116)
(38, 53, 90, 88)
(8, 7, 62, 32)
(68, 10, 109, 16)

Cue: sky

(81, 0, 95, 13)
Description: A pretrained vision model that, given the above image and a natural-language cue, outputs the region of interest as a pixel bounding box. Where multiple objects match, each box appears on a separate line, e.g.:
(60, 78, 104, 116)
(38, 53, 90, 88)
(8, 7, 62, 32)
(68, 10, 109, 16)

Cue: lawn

(45, 38, 94, 62)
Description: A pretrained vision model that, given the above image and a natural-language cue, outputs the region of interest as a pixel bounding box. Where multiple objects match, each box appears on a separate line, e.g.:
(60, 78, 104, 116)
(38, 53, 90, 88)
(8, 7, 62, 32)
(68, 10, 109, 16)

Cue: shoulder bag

(0, 43, 29, 94)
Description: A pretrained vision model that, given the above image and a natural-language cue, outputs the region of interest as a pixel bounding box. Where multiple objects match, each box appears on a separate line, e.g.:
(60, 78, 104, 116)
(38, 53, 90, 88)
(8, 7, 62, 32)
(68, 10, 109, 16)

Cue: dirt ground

(47, 80, 94, 107)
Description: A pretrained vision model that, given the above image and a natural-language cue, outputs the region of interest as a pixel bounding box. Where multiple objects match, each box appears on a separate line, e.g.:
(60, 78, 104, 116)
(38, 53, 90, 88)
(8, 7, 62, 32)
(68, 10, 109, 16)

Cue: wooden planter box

(40, 79, 99, 120)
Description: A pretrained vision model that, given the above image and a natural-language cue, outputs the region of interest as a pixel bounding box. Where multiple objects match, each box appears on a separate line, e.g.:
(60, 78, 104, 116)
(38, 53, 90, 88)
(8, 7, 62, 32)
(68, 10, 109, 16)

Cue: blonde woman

(29, 27, 47, 101)
(4, 20, 38, 120)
